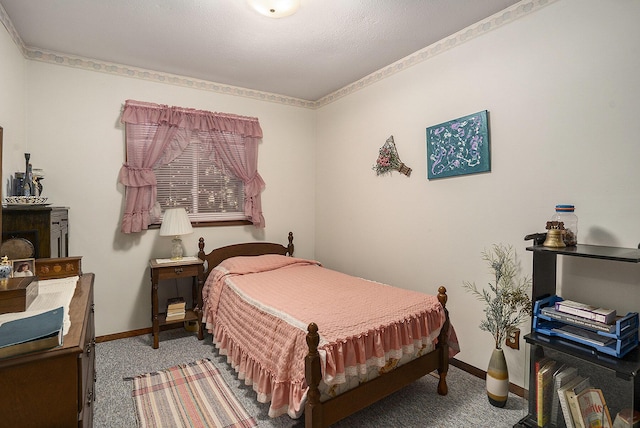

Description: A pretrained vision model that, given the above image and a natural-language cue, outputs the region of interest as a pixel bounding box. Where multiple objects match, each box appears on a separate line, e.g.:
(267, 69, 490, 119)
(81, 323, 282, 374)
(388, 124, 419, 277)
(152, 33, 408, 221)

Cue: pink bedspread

(202, 254, 457, 418)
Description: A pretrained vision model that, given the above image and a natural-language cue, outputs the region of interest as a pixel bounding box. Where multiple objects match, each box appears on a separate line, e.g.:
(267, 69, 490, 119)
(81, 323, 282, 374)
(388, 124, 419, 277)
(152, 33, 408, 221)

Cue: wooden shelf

(158, 309, 199, 325)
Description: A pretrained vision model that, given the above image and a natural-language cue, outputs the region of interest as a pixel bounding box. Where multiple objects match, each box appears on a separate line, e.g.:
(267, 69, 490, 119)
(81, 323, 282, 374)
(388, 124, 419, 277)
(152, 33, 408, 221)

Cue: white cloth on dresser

(0, 276, 79, 334)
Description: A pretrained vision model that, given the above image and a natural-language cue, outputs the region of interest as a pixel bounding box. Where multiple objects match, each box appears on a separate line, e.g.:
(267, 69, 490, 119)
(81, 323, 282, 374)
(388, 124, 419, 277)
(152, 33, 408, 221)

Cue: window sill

(148, 219, 252, 229)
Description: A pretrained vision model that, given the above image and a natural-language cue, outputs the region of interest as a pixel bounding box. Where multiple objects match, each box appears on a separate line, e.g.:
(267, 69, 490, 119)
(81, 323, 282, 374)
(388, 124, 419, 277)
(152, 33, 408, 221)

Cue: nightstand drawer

(155, 264, 199, 280)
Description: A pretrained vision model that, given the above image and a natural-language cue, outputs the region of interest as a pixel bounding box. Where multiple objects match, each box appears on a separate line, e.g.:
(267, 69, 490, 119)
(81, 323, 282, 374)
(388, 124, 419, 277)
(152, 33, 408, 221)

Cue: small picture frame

(12, 258, 35, 278)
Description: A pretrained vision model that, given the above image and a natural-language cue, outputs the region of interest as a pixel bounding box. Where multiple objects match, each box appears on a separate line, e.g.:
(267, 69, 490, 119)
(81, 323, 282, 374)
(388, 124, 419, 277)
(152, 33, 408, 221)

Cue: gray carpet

(94, 328, 525, 427)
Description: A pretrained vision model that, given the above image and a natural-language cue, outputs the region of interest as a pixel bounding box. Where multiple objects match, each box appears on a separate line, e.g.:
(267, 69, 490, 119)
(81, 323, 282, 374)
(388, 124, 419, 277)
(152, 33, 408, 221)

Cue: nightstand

(149, 257, 204, 349)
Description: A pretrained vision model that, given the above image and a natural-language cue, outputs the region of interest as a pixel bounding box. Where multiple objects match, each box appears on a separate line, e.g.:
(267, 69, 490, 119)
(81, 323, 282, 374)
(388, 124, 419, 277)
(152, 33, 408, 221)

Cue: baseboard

(451, 357, 527, 398)
(95, 323, 182, 343)
(96, 330, 527, 399)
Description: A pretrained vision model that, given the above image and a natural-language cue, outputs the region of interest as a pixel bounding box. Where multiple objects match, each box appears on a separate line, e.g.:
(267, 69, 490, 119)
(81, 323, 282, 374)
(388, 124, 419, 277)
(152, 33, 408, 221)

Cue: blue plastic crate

(533, 295, 639, 358)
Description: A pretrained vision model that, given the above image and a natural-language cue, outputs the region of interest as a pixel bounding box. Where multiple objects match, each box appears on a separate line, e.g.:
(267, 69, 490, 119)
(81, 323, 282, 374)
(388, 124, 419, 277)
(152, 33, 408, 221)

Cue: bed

(197, 232, 456, 427)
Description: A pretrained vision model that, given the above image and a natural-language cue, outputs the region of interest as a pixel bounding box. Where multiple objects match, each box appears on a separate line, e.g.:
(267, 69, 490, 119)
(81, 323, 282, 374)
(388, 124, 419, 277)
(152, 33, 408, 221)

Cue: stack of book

(532, 295, 639, 358)
(536, 359, 614, 428)
(165, 297, 186, 321)
(553, 299, 617, 325)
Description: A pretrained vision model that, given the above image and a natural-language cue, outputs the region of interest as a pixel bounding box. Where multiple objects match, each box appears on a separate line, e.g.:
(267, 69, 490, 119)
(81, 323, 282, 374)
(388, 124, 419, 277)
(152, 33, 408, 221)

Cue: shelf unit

(515, 244, 640, 428)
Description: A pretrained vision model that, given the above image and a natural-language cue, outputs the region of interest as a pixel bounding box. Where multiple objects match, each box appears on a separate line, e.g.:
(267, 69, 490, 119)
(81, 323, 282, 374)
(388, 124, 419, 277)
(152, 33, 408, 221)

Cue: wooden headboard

(197, 232, 294, 279)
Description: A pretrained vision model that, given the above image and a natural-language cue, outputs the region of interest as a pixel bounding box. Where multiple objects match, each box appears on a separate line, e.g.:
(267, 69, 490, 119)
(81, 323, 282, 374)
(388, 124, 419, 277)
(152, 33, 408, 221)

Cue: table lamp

(159, 208, 193, 260)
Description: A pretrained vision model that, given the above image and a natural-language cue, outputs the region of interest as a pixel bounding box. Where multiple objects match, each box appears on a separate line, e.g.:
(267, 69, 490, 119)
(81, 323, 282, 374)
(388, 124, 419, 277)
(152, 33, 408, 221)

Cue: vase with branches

(463, 243, 532, 349)
(464, 243, 532, 407)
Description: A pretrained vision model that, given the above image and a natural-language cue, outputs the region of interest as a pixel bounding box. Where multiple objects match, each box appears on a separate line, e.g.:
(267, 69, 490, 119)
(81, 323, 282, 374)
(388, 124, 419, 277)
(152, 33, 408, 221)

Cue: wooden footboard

(304, 286, 450, 428)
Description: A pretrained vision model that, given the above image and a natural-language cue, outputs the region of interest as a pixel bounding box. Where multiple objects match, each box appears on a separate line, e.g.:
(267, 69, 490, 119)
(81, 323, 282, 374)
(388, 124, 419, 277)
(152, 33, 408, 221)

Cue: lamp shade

(159, 208, 193, 237)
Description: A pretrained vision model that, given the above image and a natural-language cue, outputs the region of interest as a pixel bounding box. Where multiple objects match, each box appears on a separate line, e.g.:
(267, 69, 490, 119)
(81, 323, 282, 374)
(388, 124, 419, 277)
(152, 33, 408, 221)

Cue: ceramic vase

(486, 347, 509, 408)
(0, 260, 11, 279)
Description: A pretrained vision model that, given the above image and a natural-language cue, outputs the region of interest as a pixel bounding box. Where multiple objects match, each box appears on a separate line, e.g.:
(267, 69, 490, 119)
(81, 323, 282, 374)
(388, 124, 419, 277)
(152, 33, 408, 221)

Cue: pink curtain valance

(121, 100, 263, 138)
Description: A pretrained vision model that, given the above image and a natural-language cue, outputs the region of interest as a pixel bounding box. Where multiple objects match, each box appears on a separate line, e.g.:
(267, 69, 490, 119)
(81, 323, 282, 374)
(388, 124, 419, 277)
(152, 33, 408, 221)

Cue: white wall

(315, 0, 640, 388)
(0, 15, 26, 182)
(17, 63, 317, 337)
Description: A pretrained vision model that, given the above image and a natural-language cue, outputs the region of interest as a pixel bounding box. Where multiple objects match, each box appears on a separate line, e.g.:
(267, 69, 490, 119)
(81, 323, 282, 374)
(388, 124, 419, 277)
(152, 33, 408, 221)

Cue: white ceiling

(0, 0, 520, 102)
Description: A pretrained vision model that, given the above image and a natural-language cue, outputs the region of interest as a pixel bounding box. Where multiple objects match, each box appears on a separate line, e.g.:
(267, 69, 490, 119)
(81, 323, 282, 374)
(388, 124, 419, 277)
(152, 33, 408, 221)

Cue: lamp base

(170, 237, 184, 260)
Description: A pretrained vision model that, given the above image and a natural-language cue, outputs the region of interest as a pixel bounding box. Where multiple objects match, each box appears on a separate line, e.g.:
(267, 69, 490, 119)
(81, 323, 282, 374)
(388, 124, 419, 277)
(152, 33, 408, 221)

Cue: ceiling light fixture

(247, 0, 301, 18)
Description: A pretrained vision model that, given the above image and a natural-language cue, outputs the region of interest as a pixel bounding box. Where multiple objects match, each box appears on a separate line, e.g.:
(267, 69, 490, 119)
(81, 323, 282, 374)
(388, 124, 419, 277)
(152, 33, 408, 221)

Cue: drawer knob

(174, 267, 183, 274)
(85, 339, 96, 355)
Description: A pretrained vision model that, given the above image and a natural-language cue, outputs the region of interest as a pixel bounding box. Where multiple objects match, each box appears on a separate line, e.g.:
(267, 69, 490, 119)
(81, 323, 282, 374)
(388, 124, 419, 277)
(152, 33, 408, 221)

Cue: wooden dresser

(0, 271, 95, 427)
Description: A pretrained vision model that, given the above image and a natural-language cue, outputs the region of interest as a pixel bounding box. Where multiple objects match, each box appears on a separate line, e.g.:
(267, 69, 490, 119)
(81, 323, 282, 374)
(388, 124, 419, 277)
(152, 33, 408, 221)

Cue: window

(118, 100, 265, 234)
(155, 133, 247, 224)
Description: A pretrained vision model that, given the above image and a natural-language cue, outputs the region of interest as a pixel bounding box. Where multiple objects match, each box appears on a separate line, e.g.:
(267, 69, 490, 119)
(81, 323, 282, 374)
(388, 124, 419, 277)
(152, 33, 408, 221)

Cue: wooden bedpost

(287, 232, 294, 256)
(305, 322, 322, 428)
(436, 286, 450, 396)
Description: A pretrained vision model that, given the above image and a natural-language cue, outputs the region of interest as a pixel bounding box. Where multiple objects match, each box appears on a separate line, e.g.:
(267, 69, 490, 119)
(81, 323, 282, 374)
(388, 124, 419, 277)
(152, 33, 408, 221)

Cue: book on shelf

(566, 377, 591, 428)
(551, 324, 617, 347)
(167, 297, 186, 311)
(577, 388, 612, 428)
(541, 306, 623, 334)
(558, 375, 587, 428)
(536, 358, 558, 427)
(534, 357, 552, 411)
(0, 307, 64, 359)
(534, 357, 552, 398)
(555, 299, 617, 324)
(613, 408, 640, 428)
(165, 311, 186, 321)
(551, 365, 578, 427)
(166, 297, 186, 321)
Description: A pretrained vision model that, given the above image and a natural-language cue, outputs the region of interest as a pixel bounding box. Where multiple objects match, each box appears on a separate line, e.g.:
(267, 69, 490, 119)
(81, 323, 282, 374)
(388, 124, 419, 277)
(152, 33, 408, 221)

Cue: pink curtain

(209, 130, 265, 228)
(118, 100, 264, 233)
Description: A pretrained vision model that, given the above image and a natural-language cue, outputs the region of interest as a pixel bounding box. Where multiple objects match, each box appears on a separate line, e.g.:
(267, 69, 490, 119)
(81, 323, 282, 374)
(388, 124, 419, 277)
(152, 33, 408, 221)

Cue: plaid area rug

(126, 359, 257, 428)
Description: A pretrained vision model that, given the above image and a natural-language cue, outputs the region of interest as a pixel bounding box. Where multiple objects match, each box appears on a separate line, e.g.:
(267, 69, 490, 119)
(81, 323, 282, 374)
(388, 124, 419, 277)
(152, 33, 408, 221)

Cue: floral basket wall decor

(373, 136, 412, 177)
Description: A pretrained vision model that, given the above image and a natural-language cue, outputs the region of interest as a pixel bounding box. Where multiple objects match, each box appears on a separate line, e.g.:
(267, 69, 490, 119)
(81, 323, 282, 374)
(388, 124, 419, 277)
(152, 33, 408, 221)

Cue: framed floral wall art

(426, 110, 490, 179)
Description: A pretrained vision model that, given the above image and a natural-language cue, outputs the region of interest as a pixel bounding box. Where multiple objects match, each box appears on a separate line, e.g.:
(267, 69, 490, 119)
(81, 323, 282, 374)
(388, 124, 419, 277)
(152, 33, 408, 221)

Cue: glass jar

(552, 204, 578, 246)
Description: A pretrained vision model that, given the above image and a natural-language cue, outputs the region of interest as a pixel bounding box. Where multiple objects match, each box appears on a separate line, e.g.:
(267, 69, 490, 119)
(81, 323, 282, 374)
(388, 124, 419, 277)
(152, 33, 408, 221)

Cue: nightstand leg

(151, 271, 160, 349)
(196, 263, 204, 340)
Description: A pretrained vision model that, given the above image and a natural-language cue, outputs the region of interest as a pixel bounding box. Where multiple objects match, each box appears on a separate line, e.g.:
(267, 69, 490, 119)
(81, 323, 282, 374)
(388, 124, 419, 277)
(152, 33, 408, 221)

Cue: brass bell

(543, 229, 566, 248)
